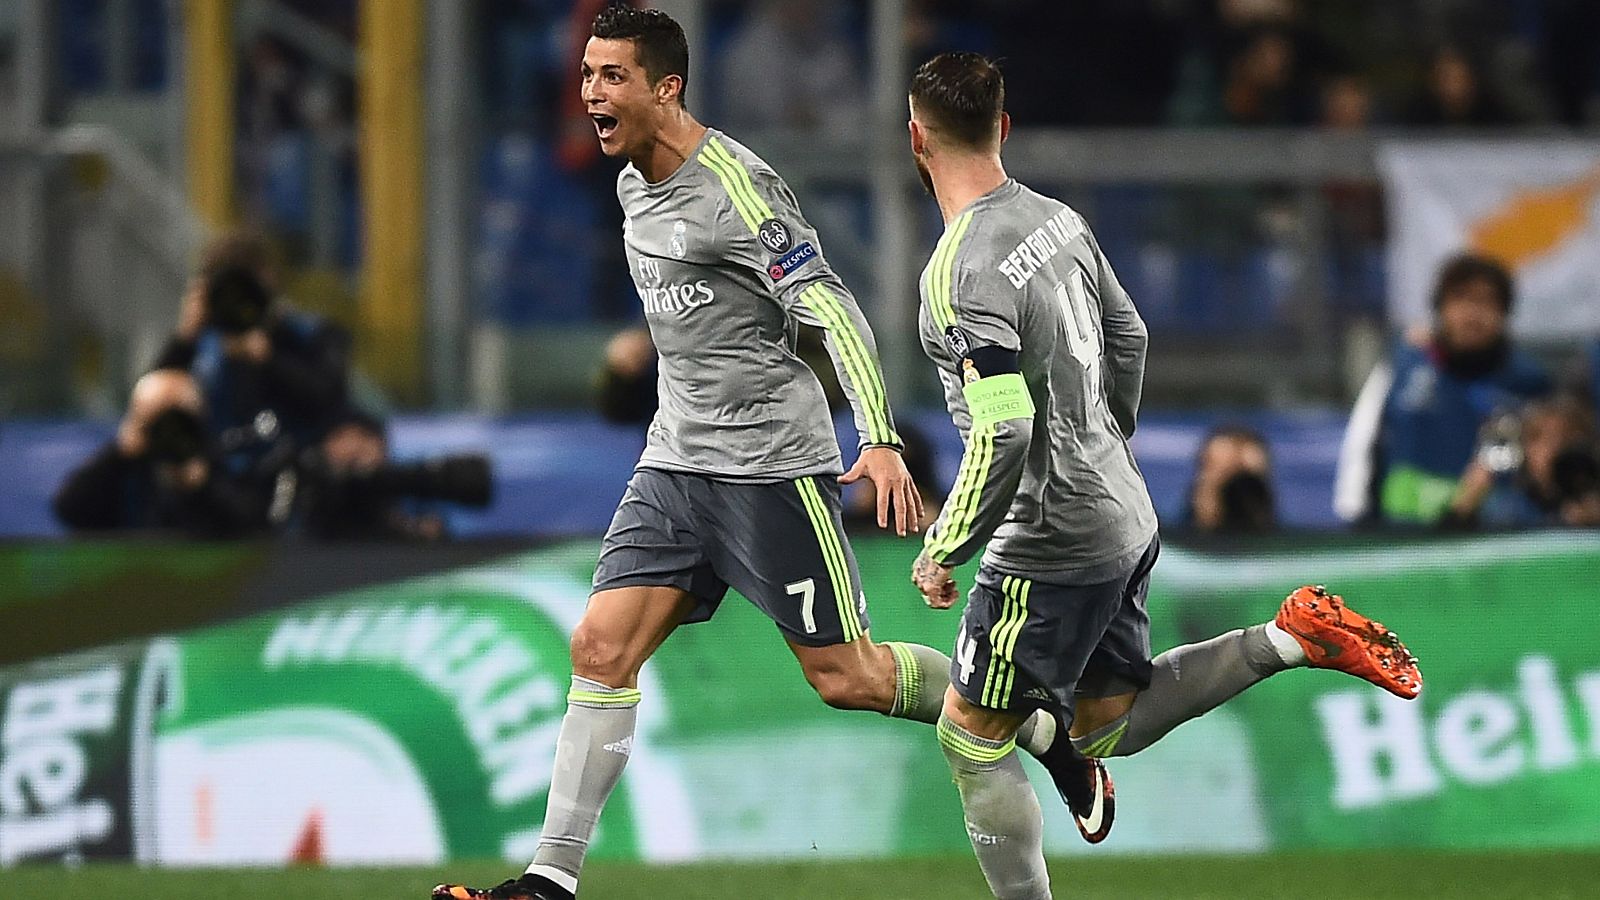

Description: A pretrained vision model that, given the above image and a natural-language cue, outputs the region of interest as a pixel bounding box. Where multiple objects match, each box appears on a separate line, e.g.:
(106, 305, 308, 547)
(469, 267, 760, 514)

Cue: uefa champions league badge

(758, 218, 793, 255)
(944, 325, 972, 358)
(670, 220, 688, 259)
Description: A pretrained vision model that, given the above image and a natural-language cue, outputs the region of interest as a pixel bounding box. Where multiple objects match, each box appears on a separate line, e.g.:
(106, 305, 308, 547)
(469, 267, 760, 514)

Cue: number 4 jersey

(917, 178, 1157, 575)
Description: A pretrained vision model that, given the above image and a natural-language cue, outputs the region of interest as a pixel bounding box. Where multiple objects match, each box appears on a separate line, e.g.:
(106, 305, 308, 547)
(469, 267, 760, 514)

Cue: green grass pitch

(11, 851, 1600, 899)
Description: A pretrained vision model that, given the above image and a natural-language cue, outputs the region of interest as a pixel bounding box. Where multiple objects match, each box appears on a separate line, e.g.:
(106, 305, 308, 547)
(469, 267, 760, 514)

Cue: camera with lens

(295, 444, 494, 539)
(143, 407, 208, 464)
(205, 265, 273, 335)
(1551, 444, 1600, 506)
(357, 455, 494, 507)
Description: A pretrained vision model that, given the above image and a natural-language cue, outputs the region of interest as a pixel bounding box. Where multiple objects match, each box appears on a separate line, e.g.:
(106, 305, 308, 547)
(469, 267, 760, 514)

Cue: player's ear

(909, 119, 926, 157)
(657, 74, 683, 106)
(998, 112, 1011, 145)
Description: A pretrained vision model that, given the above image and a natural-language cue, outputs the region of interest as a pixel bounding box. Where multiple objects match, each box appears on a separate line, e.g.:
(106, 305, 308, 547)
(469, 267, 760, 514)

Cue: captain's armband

(963, 373, 1035, 427)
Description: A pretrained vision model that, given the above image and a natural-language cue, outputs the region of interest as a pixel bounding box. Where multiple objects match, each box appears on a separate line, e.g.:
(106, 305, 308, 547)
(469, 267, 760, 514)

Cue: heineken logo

(0, 664, 127, 865)
(262, 604, 567, 811)
(1317, 655, 1600, 811)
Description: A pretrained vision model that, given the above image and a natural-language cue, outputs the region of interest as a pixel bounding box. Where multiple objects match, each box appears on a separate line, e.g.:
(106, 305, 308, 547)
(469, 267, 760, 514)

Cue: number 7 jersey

(917, 179, 1157, 574)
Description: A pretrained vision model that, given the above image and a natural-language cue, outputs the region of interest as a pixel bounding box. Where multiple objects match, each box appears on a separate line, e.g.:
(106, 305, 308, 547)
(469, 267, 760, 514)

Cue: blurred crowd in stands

(29, 1, 1600, 538)
(174, 0, 1600, 321)
(53, 230, 493, 540)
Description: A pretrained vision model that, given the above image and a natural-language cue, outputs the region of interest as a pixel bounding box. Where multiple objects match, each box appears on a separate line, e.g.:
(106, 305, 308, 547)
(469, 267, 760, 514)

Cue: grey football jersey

(919, 179, 1157, 573)
(618, 129, 900, 480)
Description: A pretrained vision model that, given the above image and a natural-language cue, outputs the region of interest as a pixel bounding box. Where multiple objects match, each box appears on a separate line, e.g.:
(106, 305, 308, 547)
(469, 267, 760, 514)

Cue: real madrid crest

(670, 220, 688, 259)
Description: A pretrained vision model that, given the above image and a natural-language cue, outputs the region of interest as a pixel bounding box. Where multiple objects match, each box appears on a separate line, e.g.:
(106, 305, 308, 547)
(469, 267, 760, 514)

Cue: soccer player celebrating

(434, 12, 1077, 900)
(904, 53, 1423, 900)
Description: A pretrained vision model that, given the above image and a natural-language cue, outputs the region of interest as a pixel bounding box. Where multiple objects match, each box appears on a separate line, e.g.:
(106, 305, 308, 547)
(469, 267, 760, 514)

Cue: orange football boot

(1276, 585, 1422, 700)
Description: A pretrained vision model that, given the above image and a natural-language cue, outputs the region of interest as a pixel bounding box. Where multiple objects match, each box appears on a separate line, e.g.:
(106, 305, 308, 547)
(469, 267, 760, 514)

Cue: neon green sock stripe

(998, 578, 1031, 706)
(798, 478, 857, 641)
(1081, 721, 1128, 758)
(805, 283, 897, 446)
(799, 284, 889, 446)
(568, 688, 642, 707)
(886, 641, 919, 713)
(930, 424, 994, 560)
(706, 138, 774, 219)
(937, 717, 1017, 764)
(697, 151, 763, 233)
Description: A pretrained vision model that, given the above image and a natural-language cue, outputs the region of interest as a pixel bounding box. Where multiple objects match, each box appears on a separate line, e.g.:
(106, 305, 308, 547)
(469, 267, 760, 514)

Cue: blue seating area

(0, 409, 1347, 539)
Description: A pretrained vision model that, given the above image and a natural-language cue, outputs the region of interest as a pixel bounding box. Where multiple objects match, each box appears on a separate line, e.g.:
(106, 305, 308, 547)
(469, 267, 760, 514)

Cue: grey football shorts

(949, 535, 1160, 715)
(592, 467, 869, 647)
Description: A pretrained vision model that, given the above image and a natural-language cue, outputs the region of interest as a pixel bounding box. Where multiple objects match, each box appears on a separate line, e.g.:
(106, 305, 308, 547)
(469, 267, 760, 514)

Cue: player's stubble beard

(914, 151, 937, 200)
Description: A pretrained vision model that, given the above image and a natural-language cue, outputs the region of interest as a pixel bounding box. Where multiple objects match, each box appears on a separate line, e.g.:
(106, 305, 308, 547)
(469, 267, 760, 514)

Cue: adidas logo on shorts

(603, 736, 633, 756)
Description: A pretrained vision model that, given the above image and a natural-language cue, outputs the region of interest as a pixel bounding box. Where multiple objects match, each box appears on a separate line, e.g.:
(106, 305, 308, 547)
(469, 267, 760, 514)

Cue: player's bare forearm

(839, 445, 924, 536)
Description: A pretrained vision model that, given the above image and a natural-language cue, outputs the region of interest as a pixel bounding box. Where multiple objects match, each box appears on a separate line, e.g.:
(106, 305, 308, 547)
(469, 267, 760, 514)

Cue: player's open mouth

(592, 114, 619, 140)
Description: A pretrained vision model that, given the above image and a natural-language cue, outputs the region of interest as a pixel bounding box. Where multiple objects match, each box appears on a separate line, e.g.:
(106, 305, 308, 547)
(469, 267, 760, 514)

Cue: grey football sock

(1015, 709, 1057, 756)
(938, 715, 1052, 900)
(525, 676, 640, 894)
(1073, 624, 1287, 758)
(884, 641, 952, 723)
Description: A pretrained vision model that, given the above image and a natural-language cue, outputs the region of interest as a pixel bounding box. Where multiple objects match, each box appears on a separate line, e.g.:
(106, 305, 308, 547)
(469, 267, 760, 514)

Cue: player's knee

(568, 620, 634, 686)
(1071, 693, 1135, 738)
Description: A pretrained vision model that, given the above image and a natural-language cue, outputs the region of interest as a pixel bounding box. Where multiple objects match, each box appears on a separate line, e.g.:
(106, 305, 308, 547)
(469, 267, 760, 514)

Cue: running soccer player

(904, 53, 1423, 900)
(433, 13, 1085, 900)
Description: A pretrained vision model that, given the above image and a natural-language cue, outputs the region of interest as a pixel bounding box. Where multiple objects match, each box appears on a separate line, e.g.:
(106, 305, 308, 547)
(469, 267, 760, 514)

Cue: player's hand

(839, 446, 923, 536)
(911, 549, 958, 609)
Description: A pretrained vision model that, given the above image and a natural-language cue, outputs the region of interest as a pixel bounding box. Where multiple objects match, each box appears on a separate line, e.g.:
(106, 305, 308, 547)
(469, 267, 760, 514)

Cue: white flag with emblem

(1378, 140, 1600, 339)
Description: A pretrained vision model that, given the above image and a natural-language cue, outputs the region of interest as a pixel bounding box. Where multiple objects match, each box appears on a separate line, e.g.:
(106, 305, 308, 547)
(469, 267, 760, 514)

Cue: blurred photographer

(1335, 254, 1551, 526)
(293, 411, 494, 540)
(154, 229, 351, 474)
(1185, 425, 1278, 534)
(53, 370, 267, 536)
(596, 326, 658, 425)
(1441, 398, 1600, 530)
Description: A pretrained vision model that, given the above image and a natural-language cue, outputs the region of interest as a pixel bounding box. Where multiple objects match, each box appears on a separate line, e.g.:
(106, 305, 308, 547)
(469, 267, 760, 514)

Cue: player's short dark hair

(592, 5, 690, 106)
(1432, 253, 1513, 314)
(910, 51, 1005, 148)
